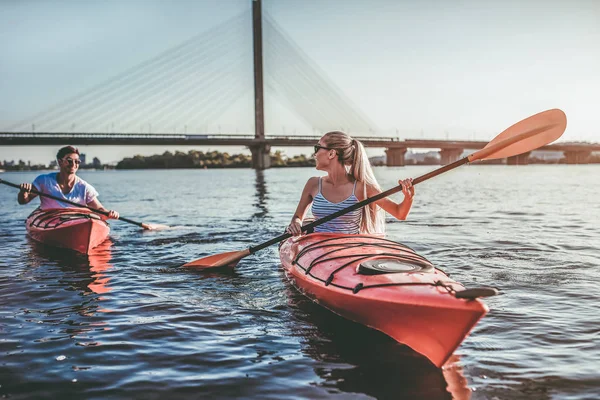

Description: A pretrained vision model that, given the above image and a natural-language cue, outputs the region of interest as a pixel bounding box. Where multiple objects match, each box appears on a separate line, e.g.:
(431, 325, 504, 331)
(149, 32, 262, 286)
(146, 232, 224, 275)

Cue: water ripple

(1, 166, 598, 399)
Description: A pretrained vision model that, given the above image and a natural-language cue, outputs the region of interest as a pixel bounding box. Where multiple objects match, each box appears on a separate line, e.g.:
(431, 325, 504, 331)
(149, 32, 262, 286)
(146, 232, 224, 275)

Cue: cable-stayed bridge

(2, 7, 375, 141)
(1, 1, 596, 166)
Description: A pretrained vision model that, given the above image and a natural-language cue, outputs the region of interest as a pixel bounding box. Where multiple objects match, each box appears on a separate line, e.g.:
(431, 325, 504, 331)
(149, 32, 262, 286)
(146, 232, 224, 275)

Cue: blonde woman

(286, 131, 414, 236)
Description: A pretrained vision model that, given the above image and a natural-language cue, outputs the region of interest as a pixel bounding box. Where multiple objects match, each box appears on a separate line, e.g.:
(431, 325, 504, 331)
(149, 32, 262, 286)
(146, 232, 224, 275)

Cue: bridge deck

(1, 132, 598, 152)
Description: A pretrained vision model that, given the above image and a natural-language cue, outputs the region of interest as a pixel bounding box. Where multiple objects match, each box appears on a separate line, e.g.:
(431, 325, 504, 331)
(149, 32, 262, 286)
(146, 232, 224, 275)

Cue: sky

(1, 0, 599, 164)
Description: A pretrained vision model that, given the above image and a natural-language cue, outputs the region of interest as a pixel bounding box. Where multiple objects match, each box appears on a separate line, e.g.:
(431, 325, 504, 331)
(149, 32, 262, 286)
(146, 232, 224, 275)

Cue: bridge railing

(0, 132, 401, 142)
(0, 132, 252, 140)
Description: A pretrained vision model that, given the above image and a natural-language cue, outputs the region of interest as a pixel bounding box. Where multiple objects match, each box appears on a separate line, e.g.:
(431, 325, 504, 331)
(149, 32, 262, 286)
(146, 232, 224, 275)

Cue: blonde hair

(322, 131, 386, 234)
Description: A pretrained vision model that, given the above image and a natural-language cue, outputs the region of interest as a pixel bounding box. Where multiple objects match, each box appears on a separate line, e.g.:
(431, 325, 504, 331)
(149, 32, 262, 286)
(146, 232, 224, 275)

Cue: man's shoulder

(33, 172, 56, 183)
(75, 176, 92, 188)
(75, 176, 98, 195)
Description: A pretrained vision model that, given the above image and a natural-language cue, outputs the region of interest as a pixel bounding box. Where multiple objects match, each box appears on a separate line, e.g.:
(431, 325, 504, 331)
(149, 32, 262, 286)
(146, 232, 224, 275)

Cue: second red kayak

(279, 233, 491, 367)
(26, 208, 110, 254)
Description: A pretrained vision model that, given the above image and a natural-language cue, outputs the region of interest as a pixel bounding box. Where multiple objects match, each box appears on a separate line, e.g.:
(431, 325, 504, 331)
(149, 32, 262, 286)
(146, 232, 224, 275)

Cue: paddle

(184, 108, 567, 268)
(0, 178, 168, 230)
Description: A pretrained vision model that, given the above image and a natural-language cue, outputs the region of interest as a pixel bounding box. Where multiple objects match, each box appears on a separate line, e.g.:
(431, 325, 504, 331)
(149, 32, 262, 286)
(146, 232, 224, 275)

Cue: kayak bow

(279, 233, 493, 367)
(26, 208, 110, 254)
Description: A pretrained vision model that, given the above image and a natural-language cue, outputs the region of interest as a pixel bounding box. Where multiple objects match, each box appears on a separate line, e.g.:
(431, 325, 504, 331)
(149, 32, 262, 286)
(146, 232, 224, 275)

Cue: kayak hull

(279, 233, 488, 368)
(26, 208, 110, 254)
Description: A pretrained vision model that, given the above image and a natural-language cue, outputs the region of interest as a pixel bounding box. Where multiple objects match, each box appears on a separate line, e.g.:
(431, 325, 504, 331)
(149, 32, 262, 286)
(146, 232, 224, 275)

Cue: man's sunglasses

(313, 144, 335, 154)
(63, 157, 81, 165)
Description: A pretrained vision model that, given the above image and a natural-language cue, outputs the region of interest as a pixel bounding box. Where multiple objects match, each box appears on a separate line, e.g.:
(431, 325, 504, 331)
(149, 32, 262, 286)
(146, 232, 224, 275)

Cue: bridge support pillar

(385, 147, 407, 166)
(563, 150, 591, 164)
(250, 143, 271, 170)
(439, 148, 463, 165)
(507, 152, 531, 165)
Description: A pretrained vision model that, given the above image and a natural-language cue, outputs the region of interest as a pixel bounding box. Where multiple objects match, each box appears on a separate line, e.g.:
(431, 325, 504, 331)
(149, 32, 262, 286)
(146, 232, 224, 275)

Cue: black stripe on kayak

(28, 209, 103, 229)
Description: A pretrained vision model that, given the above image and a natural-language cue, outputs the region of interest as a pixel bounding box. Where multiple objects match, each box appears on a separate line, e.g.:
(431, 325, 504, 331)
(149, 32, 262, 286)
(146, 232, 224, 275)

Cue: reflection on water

(442, 356, 472, 400)
(27, 238, 114, 299)
(87, 241, 114, 297)
(253, 169, 268, 219)
(25, 238, 114, 340)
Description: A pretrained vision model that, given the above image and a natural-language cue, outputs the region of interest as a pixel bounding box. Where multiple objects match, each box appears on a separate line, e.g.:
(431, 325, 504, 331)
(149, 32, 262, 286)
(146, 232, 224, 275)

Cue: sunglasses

(313, 144, 334, 154)
(63, 157, 81, 165)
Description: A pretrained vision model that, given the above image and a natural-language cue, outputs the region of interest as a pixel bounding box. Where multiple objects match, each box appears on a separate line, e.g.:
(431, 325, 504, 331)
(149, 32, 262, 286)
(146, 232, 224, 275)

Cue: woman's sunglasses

(313, 144, 334, 154)
(63, 157, 81, 165)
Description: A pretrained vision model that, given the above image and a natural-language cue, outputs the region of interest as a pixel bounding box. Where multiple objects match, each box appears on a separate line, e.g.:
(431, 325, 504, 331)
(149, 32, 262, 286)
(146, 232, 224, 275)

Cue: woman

(286, 131, 414, 236)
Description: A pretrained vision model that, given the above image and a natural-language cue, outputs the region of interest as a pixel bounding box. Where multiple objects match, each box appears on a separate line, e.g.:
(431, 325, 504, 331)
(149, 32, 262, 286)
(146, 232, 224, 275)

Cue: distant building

(406, 151, 440, 163)
(530, 150, 562, 161)
(369, 155, 386, 166)
(92, 157, 102, 169)
(80, 153, 87, 165)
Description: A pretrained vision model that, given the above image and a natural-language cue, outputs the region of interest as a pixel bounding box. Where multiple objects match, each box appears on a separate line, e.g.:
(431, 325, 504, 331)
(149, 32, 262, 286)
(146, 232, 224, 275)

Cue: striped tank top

(312, 177, 362, 234)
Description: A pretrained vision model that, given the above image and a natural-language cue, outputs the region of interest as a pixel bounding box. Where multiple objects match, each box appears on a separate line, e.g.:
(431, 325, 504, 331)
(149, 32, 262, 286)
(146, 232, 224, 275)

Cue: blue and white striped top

(312, 177, 362, 234)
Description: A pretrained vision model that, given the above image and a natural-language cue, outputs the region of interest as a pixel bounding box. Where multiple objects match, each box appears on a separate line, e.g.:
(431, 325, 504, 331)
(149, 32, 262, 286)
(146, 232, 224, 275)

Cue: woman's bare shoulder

(305, 176, 320, 185)
(303, 176, 320, 193)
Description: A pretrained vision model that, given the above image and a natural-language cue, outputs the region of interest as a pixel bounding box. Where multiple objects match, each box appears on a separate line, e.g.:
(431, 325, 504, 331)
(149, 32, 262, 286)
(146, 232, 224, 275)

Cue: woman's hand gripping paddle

(183, 108, 567, 269)
(0, 179, 168, 230)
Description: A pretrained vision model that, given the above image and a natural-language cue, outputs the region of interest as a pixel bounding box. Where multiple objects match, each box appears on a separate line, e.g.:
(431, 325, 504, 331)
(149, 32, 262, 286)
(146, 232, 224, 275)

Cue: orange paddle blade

(470, 109, 566, 161)
(183, 249, 251, 268)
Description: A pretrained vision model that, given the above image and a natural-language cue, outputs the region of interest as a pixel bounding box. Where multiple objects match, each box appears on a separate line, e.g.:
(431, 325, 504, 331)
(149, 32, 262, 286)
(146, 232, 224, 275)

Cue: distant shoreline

(2, 149, 598, 172)
(2, 163, 598, 174)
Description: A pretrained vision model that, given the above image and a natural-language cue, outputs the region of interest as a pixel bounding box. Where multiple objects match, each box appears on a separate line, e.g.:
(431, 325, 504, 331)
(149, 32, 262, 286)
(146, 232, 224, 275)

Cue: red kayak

(26, 208, 110, 254)
(279, 233, 493, 367)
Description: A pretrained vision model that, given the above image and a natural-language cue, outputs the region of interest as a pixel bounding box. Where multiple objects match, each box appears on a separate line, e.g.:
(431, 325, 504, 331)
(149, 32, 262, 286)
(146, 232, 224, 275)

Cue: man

(18, 145, 119, 219)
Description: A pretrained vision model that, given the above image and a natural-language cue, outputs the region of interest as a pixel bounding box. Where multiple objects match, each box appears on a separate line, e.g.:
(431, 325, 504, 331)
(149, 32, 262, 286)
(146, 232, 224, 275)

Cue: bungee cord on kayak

(291, 235, 479, 297)
(27, 208, 103, 229)
(294, 235, 427, 266)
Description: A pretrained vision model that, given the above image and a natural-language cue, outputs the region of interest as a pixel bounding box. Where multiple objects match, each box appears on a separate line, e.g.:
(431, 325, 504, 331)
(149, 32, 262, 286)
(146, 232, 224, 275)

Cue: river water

(1, 165, 598, 399)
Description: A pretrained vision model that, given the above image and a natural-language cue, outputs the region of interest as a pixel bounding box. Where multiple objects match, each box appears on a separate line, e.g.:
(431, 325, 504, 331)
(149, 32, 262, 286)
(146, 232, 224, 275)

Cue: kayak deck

(26, 208, 110, 254)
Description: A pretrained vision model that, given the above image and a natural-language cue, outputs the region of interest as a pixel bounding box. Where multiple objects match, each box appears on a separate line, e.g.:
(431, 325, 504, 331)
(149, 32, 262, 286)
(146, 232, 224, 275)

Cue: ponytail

(322, 132, 386, 234)
(351, 140, 386, 234)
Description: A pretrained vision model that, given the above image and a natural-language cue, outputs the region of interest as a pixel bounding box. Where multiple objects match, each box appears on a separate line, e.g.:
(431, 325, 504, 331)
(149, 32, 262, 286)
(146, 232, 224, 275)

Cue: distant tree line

(115, 150, 316, 169)
(5, 150, 598, 172)
(0, 160, 47, 171)
(1, 157, 108, 171)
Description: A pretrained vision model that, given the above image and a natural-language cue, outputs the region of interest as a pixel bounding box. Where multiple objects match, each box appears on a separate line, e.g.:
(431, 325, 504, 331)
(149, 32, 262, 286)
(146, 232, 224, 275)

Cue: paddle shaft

(0, 178, 145, 228)
(249, 157, 470, 254)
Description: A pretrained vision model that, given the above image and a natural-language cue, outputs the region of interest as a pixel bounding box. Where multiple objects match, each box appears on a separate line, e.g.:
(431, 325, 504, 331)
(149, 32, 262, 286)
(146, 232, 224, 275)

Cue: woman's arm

(364, 178, 415, 221)
(286, 177, 319, 236)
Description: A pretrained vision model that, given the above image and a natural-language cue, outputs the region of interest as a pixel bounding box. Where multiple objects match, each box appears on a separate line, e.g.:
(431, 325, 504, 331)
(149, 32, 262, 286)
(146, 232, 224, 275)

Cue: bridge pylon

(439, 148, 463, 165)
(250, 143, 271, 170)
(564, 150, 591, 164)
(251, 0, 269, 170)
(507, 152, 531, 165)
(385, 147, 407, 167)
